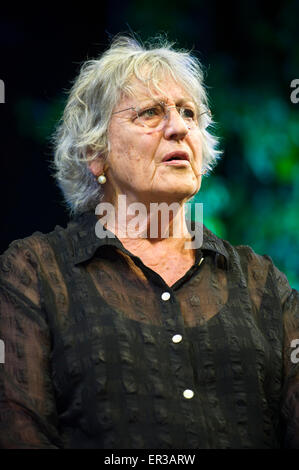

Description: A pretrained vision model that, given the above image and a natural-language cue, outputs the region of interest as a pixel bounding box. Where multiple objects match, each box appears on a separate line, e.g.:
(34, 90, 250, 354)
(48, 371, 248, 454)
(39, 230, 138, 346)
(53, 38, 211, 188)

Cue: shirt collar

(67, 210, 229, 268)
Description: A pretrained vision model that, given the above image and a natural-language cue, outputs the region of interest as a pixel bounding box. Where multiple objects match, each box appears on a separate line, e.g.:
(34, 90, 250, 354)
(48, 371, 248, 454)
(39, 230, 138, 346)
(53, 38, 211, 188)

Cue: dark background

(0, 0, 298, 288)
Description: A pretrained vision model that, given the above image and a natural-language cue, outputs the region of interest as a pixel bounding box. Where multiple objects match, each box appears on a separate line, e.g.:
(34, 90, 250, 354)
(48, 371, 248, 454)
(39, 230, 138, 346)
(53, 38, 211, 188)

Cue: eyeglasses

(112, 101, 211, 132)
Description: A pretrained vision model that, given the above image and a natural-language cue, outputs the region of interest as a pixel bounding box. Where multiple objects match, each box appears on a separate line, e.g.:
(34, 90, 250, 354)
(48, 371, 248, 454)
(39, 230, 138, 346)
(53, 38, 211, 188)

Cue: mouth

(161, 151, 190, 165)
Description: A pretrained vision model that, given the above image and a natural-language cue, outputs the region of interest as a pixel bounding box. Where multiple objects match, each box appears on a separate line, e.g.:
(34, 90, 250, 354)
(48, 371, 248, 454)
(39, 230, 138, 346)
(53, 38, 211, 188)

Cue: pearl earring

(97, 173, 106, 184)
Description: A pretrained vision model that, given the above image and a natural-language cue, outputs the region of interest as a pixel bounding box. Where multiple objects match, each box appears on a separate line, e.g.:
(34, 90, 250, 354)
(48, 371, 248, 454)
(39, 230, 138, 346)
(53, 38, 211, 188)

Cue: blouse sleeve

(272, 262, 299, 448)
(0, 237, 62, 448)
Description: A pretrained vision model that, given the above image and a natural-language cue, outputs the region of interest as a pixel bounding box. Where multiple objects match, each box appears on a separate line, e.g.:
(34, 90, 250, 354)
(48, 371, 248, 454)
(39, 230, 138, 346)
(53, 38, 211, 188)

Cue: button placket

(159, 285, 197, 436)
(170, 333, 194, 401)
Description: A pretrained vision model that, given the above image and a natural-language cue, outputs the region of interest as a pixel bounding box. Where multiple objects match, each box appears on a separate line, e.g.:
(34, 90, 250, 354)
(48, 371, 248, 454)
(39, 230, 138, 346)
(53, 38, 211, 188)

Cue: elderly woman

(0, 35, 298, 449)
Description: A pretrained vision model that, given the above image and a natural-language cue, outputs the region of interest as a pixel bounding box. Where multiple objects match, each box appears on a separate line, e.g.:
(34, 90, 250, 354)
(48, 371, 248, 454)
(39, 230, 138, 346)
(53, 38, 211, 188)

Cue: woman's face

(100, 75, 204, 206)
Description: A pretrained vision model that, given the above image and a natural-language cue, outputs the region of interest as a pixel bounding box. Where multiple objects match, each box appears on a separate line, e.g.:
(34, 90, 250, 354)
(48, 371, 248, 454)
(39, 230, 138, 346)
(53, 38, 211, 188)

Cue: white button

(172, 334, 182, 343)
(161, 292, 171, 301)
(183, 389, 194, 399)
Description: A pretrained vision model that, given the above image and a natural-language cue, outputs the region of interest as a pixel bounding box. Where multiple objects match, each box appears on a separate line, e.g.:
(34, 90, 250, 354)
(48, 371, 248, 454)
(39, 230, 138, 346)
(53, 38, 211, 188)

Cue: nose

(163, 106, 189, 141)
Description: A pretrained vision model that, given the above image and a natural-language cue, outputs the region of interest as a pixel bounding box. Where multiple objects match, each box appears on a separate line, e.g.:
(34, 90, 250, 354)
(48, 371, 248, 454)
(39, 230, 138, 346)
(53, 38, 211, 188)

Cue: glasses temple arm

(112, 107, 135, 115)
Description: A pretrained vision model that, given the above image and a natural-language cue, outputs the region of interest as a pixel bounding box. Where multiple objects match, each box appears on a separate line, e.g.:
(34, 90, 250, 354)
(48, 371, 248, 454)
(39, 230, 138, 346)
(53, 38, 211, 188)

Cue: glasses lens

(179, 107, 198, 128)
(136, 103, 164, 128)
(135, 103, 207, 131)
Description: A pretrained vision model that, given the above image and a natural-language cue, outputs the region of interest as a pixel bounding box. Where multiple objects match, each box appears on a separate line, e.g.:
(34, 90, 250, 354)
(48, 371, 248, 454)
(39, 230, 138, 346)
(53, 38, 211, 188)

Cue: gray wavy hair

(52, 34, 222, 216)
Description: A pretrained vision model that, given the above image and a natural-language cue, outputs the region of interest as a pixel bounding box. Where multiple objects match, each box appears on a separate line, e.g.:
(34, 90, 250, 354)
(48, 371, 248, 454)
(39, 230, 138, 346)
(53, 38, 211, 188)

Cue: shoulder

(0, 213, 85, 261)
(0, 219, 76, 282)
(0, 231, 48, 276)
(0, 211, 96, 282)
(211, 230, 294, 305)
(0, 219, 83, 311)
(202, 224, 275, 275)
(1, 227, 62, 267)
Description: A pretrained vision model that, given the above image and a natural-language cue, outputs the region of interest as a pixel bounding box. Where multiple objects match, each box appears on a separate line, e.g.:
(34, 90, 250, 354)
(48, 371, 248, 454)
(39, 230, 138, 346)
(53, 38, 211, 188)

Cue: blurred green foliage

(193, 89, 299, 289)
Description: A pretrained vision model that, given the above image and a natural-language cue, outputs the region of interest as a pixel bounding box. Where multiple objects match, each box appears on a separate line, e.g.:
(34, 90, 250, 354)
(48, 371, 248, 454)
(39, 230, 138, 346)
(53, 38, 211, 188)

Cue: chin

(161, 187, 197, 203)
(173, 182, 198, 196)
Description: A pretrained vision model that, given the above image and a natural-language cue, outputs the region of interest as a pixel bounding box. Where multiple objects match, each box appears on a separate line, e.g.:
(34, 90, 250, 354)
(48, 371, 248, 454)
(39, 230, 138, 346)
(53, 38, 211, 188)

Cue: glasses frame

(112, 101, 212, 132)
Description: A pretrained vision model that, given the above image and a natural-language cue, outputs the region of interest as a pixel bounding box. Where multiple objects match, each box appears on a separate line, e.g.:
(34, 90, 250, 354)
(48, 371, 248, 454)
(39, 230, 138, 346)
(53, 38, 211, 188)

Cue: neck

(96, 193, 194, 255)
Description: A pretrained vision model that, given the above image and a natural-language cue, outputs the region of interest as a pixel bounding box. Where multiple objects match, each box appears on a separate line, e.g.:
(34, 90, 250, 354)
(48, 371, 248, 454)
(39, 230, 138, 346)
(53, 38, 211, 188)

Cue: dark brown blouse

(0, 210, 298, 449)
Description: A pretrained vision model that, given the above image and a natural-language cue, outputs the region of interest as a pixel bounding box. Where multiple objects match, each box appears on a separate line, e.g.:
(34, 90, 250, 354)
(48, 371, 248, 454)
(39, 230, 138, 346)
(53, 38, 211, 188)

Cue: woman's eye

(181, 107, 195, 119)
(140, 106, 161, 118)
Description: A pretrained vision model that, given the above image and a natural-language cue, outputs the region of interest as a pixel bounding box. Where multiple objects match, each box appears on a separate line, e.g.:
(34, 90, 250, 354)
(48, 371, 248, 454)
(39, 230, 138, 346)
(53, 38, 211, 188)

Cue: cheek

(111, 130, 150, 157)
(109, 141, 151, 183)
(191, 135, 203, 163)
(108, 121, 159, 175)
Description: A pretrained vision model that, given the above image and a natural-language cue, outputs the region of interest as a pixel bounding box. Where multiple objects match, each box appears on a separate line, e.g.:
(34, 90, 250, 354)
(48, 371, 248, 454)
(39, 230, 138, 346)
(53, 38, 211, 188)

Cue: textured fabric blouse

(0, 210, 299, 449)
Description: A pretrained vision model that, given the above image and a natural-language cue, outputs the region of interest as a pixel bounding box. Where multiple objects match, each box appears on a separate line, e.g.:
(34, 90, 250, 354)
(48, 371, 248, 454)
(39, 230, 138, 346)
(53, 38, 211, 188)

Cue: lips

(162, 151, 190, 163)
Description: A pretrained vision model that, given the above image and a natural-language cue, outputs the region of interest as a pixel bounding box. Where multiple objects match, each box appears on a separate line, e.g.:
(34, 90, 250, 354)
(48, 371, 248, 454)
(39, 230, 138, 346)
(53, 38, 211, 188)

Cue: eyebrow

(138, 97, 196, 107)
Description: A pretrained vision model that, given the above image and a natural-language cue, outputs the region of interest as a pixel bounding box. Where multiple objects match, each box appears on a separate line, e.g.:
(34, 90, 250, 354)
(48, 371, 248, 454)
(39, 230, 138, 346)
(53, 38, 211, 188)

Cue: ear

(87, 153, 106, 178)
